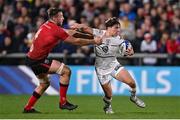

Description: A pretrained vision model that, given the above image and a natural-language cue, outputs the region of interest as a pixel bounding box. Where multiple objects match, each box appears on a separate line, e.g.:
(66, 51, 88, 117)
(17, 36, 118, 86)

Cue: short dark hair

(105, 17, 120, 28)
(47, 8, 62, 18)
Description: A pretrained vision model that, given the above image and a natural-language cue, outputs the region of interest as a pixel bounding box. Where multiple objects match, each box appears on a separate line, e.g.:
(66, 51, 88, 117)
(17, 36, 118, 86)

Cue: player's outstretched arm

(70, 23, 93, 35)
(64, 31, 102, 46)
(65, 29, 94, 39)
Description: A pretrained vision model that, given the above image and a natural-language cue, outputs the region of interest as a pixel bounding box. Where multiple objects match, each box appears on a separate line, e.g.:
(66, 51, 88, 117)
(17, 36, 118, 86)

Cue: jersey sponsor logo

(101, 46, 108, 53)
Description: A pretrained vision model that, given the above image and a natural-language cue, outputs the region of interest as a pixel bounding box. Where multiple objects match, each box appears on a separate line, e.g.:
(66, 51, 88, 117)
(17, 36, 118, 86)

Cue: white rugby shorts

(95, 64, 124, 85)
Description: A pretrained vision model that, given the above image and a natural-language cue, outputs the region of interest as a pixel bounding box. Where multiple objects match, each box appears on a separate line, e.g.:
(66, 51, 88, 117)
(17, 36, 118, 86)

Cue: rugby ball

(119, 40, 132, 56)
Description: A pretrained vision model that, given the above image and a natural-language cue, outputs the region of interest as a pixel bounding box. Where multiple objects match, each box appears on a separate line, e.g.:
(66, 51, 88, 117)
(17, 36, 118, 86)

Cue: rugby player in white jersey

(71, 17, 146, 114)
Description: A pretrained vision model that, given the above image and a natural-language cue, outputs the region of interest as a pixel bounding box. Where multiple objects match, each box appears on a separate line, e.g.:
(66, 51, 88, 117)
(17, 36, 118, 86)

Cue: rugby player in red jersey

(23, 8, 102, 113)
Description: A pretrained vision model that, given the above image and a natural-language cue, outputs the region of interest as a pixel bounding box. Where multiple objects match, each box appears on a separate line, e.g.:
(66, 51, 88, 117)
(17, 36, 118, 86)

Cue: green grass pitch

(0, 95, 180, 119)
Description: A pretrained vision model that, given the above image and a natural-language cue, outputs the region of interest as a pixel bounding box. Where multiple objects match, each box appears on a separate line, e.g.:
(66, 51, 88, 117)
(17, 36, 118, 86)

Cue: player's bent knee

(128, 81, 136, 88)
(56, 63, 64, 75)
(38, 76, 50, 89)
(61, 65, 71, 76)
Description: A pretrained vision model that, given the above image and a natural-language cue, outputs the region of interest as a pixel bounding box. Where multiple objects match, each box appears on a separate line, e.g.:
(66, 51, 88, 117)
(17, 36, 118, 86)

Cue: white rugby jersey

(93, 28, 125, 75)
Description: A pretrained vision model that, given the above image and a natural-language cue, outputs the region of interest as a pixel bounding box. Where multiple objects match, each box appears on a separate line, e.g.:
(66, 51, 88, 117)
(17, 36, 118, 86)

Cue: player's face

(56, 12, 64, 26)
(110, 24, 121, 36)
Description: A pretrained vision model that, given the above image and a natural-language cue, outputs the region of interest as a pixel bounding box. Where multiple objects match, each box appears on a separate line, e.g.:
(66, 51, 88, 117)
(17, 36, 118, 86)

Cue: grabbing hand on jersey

(69, 23, 102, 45)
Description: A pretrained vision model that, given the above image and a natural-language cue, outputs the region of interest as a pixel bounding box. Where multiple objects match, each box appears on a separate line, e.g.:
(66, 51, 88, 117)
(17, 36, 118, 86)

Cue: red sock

(59, 83, 69, 105)
(25, 91, 41, 110)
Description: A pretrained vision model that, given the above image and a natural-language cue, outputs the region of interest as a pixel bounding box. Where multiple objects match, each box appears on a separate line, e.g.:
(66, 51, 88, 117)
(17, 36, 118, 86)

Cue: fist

(125, 47, 134, 56)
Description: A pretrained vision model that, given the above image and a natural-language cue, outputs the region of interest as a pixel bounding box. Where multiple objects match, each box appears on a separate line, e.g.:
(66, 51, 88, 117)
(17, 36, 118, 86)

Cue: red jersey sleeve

(56, 27, 69, 41)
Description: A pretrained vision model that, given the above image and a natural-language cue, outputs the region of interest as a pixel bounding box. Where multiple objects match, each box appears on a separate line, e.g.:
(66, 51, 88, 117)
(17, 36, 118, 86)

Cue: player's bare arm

(70, 23, 93, 35)
(64, 31, 102, 46)
(65, 29, 94, 39)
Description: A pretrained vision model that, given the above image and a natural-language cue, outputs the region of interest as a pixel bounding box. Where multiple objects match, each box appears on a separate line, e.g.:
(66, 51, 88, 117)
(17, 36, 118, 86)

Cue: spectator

(1, 4, 13, 26)
(0, 36, 14, 54)
(91, 16, 101, 28)
(143, 1, 151, 15)
(170, 16, 180, 33)
(166, 5, 174, 21)
(158, 32, 168, 53)
(119, 3, 136, 21)
(132, 29, 144, 53)
(135, 7, 145, 29)
(140, 33, 157, 65)
(166, 32, 179, 65)
(0, 0, 179, 66)
(119, 16, 135, 40)
(81, 2, 95, 22)
(0, 36, 16, 65)
(107, 0, 119, 17)
(150, 7, 159, 27)
(157, 32, 168, 65)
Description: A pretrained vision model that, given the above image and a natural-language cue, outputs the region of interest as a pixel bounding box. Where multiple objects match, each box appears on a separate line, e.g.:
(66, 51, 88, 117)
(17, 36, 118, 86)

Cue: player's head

(105, 17, 121, 36)
(47, 8, 64, 26)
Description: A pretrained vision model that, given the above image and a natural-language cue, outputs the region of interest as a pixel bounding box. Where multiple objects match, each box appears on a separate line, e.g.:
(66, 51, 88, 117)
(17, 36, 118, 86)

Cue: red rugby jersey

(27, 21, 69, 60)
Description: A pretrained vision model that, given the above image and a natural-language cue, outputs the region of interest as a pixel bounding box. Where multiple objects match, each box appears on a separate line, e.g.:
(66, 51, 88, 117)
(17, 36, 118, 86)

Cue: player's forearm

(76, 24, 93, 35)
(73, 31, 94, 39)
(74, 38, 95, 46)
(81, 26, 93, 35)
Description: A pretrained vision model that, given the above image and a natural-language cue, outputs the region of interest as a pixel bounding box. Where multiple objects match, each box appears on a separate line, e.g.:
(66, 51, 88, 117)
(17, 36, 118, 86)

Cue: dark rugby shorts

(25, 57, 52, 75)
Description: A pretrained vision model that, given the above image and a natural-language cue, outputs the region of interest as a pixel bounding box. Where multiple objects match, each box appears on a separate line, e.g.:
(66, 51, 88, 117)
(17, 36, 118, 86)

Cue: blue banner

(0, 66, 180, 96)
(67, 66, 180, 96)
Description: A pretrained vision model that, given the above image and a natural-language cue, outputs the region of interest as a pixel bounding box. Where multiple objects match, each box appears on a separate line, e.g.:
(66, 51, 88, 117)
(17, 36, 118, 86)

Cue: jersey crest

(101, 46, 108, 53)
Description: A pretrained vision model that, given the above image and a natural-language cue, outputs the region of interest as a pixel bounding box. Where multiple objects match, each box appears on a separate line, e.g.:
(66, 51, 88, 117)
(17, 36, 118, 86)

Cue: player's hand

(125, 47, 134, 56)
(70, 23, 83, 30)
(94, 36, 102, 45)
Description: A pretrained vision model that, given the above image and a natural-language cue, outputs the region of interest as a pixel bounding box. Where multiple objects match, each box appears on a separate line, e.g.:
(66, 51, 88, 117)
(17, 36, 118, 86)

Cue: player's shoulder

(40, 21, 53, 31)
(44, 21, 62, 30)
(114, 35, 124, 41)
(109, 35, 124, 45)
(116, 35, 125, 39)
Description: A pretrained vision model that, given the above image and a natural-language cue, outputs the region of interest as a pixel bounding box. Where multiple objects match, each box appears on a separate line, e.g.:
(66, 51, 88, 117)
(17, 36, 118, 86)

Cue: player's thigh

(26, 57, 52, 75)
(114, 68, 134, 84)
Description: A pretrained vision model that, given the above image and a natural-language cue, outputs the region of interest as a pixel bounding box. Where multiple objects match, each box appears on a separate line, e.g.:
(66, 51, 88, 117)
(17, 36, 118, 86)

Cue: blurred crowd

(0, 0, 179, 65)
